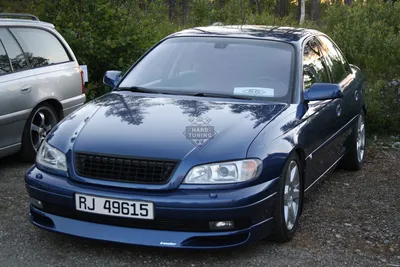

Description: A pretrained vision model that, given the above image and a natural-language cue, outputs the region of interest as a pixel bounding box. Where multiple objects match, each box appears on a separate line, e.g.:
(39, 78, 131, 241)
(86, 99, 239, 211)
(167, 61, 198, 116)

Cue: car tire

(270, 152, 303, 242)
(20, 103, 59, 162)
(340, 111, 366, 171)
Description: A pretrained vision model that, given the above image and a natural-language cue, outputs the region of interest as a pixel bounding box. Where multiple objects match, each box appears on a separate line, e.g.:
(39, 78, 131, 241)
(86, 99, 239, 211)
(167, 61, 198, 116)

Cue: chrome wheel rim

(30, 107, 57, 151)
(284, 160, 300, 231)
(356, 115, 365, 163)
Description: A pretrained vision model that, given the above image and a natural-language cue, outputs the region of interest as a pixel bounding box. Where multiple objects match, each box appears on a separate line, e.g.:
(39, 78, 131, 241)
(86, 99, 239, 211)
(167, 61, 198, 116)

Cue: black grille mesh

(74, 153, 177, 184)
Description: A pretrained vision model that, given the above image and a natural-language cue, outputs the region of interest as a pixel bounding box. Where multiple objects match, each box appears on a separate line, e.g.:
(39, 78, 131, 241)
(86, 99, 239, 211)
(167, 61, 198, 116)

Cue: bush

(321, 1, 400, 82)
(320, 1, 400, 133)
(365, 79, 400, 134)
(3, 0, 400, 134)
(30, 0, 179, 99)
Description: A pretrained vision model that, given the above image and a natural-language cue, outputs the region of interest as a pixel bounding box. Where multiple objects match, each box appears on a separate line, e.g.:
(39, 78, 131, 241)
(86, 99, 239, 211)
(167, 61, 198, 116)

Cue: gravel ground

(0, 147, 399, 267)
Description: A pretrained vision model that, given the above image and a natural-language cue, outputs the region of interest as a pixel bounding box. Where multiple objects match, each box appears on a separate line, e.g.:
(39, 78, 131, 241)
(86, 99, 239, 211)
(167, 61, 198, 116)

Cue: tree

(276, 0, 289, 17)
(298, 0, 305, 24)
(0, 0, 29, 12)
(182, 0, 188, 25)
(311, 0, 320, 21)
(169, 0, 176, 20)
(250, 0, 261, 14)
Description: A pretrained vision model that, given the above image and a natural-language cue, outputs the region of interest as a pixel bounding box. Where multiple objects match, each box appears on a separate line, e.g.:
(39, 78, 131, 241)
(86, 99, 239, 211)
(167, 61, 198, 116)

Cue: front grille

(38, 202, 250, 232)
(74, 153, 178, 184)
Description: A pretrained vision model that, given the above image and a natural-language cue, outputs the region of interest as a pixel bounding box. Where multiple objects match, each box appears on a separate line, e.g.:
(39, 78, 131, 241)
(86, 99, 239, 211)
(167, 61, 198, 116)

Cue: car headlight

(183, 159, 262, 184)
(36, 141, 67, 172)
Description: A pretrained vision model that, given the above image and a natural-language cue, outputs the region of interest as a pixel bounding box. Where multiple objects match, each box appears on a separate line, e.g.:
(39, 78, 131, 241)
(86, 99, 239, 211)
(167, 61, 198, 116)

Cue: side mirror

(304, 83, 343, 101)
(103, 70, 122, 88)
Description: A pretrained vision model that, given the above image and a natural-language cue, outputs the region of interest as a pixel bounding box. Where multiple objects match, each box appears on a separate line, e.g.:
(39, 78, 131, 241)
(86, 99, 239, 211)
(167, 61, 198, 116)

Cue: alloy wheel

(30, 107, 57, 151)
(283, 160, 300, 231)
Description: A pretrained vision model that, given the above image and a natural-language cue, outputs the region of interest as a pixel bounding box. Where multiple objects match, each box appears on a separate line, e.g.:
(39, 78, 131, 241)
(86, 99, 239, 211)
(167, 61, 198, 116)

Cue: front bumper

(25, 166, 279, 249)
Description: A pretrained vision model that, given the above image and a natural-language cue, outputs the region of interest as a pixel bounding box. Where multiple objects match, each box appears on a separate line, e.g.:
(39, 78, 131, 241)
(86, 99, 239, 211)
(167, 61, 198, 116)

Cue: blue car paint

(28, 206, 272, 249)
(46, 92, 288, 191)
(25, 25, 366, 249)
(103, 70, 122, 87)
(303, 83, 343, 101)
(26, 162, 279, 248)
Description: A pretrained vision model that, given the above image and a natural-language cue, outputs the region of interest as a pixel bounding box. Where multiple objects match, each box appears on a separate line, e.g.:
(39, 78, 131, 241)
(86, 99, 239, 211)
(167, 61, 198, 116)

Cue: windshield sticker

(233, 87, 275, 97)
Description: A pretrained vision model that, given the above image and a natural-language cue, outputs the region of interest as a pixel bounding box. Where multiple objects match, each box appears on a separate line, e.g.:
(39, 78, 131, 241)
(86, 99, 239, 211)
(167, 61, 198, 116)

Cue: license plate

(75, 193, 154, 220)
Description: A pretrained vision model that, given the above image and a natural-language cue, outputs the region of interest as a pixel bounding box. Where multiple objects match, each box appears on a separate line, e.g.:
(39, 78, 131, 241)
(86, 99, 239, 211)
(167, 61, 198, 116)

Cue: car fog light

(209, 221, 234, 230)
(30, 197, 43, 209)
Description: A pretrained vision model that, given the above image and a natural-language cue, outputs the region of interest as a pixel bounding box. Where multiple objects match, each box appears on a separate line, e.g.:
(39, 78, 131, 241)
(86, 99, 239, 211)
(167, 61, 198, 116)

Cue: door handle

(20, 85, 32, 94)
(336, 104, 342, 117)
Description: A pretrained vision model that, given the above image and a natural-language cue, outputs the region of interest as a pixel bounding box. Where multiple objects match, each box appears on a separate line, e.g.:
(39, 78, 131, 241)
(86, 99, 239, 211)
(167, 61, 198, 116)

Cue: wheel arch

(33, 98, 64, 120)
(293, 147, 306, 214)
(19, 98, 63, 161)
(294, 147, 305, 168)
(279, 147, 306, 193)
(362, 105, 367, 117)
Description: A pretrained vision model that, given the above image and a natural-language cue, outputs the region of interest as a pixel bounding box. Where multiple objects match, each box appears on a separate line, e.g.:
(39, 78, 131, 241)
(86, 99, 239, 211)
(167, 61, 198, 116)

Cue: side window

(0, 40, 12, 74)
(10, 28, 71, 68)
(302, 37, 330, 90)
(0, 28, 28, 71)
(317, 35, 351, 83)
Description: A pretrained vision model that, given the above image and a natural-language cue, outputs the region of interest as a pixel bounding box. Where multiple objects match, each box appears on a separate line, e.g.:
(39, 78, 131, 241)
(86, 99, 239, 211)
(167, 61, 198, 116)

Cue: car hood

(48, 91, 288, 164)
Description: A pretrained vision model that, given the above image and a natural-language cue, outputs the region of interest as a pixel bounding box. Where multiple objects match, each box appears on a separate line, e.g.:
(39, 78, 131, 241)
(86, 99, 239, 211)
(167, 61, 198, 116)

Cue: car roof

(0, 17, 55, 29)
(168, 25, 322, 43)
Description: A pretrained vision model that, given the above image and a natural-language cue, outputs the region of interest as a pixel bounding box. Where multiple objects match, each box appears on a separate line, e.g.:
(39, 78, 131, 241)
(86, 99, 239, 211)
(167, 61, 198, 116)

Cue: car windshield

(118, 36, 295, 103)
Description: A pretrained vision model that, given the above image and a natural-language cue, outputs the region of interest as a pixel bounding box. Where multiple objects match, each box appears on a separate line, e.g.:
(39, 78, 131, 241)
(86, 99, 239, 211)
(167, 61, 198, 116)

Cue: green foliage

(321, 1, 400, 82)
(0, 0, 29, 12)
(320, 1, 400, 133)
(186, 0, 212, 26)
(364, 79, 400, 134)
(29, 0, 179, 99)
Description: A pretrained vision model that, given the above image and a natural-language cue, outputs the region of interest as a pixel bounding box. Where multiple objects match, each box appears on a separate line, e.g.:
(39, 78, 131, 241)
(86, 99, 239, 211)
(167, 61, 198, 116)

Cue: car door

(0, 28, 37, 148)
(316, 35, 359, 156)
(9, 27, 83, 112)
(301, 37, 344, 190)
(0, 34, 14, 150)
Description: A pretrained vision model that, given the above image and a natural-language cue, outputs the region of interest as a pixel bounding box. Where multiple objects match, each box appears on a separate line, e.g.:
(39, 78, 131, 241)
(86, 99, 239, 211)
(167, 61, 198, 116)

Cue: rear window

(10, 28, 71, 68)
(119, 37, 295, 103)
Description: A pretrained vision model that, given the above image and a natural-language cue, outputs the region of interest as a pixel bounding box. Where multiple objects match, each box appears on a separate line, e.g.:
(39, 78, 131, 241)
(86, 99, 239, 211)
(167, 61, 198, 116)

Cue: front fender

(247, 104, 306, 181)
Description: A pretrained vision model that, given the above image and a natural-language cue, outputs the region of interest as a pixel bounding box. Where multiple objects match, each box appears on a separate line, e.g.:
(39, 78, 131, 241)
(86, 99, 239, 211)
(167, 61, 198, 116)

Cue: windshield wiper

(116, 86, 177, 95)
(116, 87, 254, 100)
(193, 92, 254, 100)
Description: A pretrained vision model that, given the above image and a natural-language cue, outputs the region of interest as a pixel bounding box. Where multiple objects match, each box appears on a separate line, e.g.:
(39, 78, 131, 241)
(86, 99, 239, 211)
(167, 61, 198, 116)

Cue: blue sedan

(25, 25, 366, 249)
